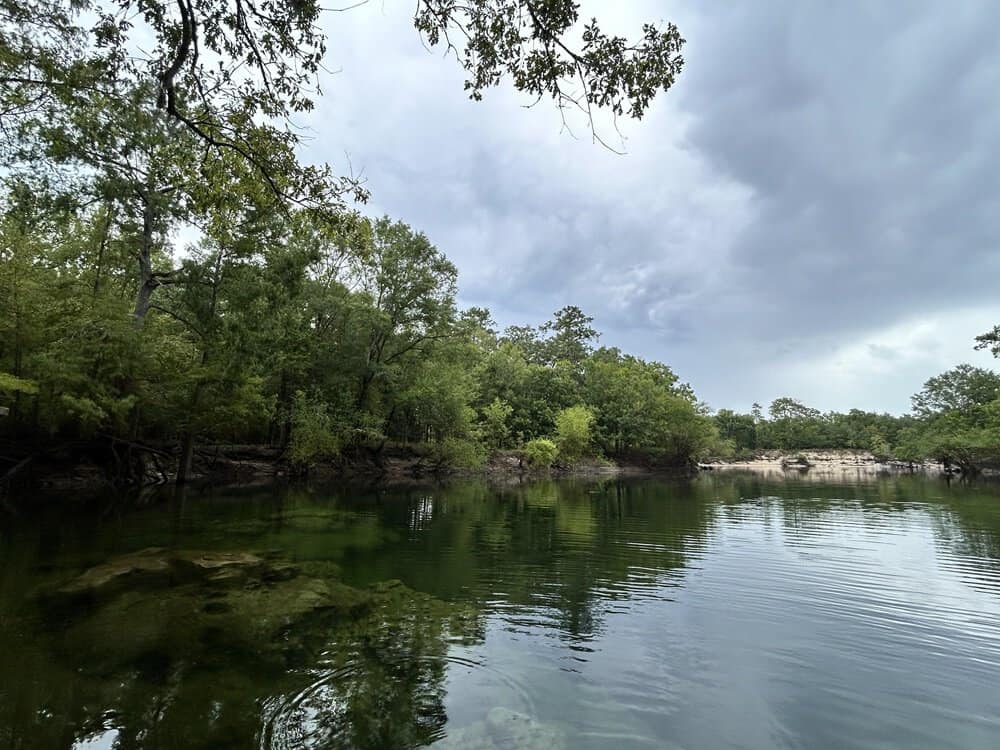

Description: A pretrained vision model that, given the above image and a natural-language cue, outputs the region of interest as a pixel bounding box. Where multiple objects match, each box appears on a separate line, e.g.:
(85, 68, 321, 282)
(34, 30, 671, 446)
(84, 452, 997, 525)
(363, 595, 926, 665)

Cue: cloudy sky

(302, 1, 1000, 414)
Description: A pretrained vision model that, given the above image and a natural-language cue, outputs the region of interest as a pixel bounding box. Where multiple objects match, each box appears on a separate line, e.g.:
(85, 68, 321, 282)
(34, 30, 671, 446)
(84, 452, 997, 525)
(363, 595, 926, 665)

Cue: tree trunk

(93, 204, 115, 297)
(132, 198, 157, 328)
(357, 371, 375, 412)
(276, 370, 291, 448)
(176, 373, 206, 485)
(177, 426, 197, 484)
(177, 249, 224, 484)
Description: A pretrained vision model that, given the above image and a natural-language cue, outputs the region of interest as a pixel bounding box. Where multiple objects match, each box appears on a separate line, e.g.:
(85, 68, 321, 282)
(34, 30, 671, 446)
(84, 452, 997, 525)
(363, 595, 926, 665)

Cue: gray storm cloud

(304, 1, 1000, 414)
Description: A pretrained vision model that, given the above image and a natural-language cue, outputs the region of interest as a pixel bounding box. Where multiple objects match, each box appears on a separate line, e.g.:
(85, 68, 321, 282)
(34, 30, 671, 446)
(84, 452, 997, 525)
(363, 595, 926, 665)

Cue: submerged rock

(40, 546, 380, 674)
(18, 538, 486, 750)
(58, 572, 373, 670)
(432, 707, 567, 750)
(56, 547, 174, 596)
(53, 548, 270, 602)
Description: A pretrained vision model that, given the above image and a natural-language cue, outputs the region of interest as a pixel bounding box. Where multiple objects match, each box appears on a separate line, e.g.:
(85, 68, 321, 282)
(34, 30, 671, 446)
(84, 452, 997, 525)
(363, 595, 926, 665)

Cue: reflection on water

(1, 474, 1000, 749)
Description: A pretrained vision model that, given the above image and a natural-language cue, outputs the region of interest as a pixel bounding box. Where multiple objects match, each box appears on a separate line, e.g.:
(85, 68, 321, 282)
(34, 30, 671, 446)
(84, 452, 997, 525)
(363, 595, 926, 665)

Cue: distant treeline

(714, 361, 1000, 472)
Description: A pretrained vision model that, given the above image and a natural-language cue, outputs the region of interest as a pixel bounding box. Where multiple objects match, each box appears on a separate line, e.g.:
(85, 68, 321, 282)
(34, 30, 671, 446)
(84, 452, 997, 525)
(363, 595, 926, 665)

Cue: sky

(300, 1, 1000, 415)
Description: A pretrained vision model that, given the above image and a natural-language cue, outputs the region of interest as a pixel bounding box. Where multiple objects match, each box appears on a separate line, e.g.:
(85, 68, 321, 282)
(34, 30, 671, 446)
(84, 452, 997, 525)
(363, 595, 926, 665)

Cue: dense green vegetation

(713, 400, 915, 458)
(713, 362, 1000, 472)
(0, 200, 718, 476)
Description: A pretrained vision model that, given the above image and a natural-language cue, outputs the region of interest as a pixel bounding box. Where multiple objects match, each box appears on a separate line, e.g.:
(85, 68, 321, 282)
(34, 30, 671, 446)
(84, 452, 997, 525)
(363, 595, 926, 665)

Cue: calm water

(2, 473, 1000, 749)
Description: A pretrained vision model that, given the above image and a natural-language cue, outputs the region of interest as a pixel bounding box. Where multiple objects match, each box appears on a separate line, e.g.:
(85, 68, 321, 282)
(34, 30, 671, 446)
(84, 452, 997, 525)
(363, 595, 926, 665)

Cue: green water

(2, 473, 1000, 749)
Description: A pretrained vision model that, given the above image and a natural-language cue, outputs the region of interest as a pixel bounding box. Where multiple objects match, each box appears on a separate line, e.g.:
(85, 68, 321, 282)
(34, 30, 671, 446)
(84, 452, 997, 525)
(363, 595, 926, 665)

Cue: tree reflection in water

(1, 475, 999, 749)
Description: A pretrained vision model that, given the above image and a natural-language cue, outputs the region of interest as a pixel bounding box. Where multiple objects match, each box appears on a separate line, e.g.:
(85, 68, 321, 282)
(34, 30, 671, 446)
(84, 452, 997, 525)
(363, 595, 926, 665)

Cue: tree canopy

(0, 195, 719, 480)
(2, 0, 685, 202)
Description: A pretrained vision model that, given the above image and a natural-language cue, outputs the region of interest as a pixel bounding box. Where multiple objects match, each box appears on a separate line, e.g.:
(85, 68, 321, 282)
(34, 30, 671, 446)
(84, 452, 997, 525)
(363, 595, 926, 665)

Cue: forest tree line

(714, 360, 1000, 472)
(0, 195, 719, 477)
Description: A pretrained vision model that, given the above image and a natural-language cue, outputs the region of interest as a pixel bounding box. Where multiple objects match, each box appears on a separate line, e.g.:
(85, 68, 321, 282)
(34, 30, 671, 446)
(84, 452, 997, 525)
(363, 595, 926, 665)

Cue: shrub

(432, 436, 486, 468)
(868, 431, 892, 461)
(287, 392, 340, 468)
(524, 438, 559, 468)
(554, 405, 594, 463)
(480, 398, 513, 450)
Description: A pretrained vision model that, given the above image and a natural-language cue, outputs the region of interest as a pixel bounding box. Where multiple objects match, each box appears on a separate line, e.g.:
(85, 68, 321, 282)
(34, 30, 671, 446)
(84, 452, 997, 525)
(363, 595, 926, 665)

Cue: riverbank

(1, 440, 692, 495)
(700, 449, 945, 475)
(6, 443, 975, 498)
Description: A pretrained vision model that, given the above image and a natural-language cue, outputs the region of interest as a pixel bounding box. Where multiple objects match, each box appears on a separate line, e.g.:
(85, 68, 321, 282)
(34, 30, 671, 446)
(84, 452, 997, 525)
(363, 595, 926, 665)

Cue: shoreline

(1, 442, 696, 497)
(700, 449, 950, 476)
(4, 446, 987, 500)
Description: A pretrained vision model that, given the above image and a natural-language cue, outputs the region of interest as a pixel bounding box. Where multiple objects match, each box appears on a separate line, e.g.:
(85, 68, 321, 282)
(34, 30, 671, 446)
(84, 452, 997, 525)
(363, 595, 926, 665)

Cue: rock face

(780, 455, 812, 468)
(705, 449, 943, 474)
(432, 707, 567, 750)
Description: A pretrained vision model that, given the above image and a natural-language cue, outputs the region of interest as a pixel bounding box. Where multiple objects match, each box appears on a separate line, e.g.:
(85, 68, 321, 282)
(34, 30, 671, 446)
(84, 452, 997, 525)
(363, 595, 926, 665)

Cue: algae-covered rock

(35, 542, 492, 750)
(24, 542, 483, 750)
(53, 548, 268, 604)
(56, 547, 174, 597)
(217, 576, 373, 640)
(178, 551, 266, 573)
(296, 559, 342, 579)
(53, 562, 377, 674)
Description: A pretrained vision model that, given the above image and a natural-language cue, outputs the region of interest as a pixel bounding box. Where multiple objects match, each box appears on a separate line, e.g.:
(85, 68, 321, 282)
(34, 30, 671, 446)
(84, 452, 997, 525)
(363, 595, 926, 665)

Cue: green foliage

(3, 1, 684, 223)
(891, 427, 925, 465)
(480, 398, 514, 450)
(765, 397, 823, 449)
(499, 306, 598, 369)
(715, 401, 916, 454)
(431, 437, 486, 469)
(0, 372, 38, 395)
(0, 193, 717, 472)
(714, 409, 756, 451)
(23, 164, 1000, 481)
(975, 325, 1000, 358)
(867, 430, 892, 461)
(904, 419, 1000, 473)
(581, 347, 716, 462)
(539, 306, 598, 366)
(523, 438, 559, 469)
(911, 364, 1000, 418)
(474, 341, 577, 443)
(287, 392, 340, 469)
(768, 397, 820, 421)
(414, 1, 684, 125)
(891, 367, 1000, 472)
(554, 405, 595, 463)
(717, 357, 1000, 474)
(57, 395, 108, 434)
(0, 2, 696, 476)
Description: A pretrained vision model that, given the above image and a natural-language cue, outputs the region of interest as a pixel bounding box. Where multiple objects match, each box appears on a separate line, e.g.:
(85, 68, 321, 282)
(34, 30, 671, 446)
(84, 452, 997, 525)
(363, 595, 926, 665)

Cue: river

(1, 472, 999, 748)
